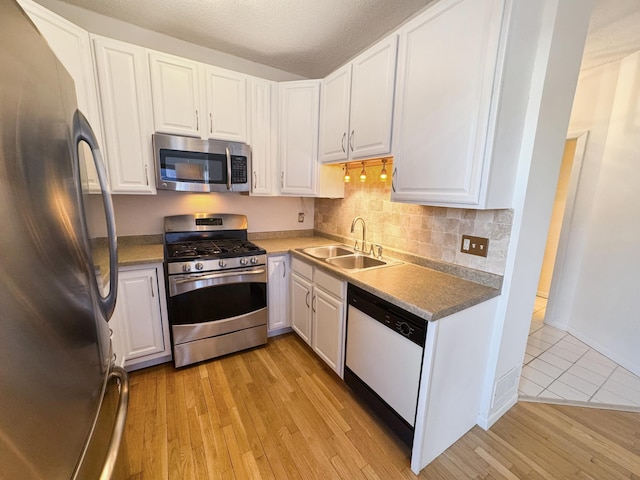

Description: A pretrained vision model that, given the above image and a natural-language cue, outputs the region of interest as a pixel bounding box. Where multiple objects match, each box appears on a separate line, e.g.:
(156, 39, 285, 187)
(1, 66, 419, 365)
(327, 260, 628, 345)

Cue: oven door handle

(169, 268, 266, 296)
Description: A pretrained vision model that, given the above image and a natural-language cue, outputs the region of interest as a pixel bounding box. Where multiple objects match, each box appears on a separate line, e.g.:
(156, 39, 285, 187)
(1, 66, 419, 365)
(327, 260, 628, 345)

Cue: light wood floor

(118, 333, 640, 479)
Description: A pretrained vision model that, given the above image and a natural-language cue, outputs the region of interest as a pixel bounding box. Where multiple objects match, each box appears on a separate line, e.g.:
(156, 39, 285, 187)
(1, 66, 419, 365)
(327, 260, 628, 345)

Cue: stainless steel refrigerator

(0, 1, 129, 478)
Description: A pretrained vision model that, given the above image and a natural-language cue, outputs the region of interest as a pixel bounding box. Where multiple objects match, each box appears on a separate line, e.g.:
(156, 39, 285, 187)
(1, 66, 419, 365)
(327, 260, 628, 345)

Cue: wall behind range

(315, 164, 513, 275)
(86, 193, 314, 236)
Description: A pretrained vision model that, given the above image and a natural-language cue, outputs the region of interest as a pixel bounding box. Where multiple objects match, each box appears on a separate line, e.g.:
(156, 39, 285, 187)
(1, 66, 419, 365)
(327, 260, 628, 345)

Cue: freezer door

(0, 2, 123, 479)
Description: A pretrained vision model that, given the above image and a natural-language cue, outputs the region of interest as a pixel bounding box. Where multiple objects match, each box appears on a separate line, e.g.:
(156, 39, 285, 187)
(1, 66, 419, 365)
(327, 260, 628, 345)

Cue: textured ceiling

(582, 0, 640, 71)
(52, 0, 437, 78)
(52, 0, 640, 78)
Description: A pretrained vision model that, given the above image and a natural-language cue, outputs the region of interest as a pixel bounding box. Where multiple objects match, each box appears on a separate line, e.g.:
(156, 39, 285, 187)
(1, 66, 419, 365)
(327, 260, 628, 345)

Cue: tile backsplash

(314, 164, 513, 275)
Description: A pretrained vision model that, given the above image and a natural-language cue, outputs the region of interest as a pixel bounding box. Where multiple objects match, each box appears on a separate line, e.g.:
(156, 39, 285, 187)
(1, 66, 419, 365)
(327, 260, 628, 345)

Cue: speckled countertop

(253, 236, 500, 322)
(112, 234, 500, 323)
(118, 244, 164, 266)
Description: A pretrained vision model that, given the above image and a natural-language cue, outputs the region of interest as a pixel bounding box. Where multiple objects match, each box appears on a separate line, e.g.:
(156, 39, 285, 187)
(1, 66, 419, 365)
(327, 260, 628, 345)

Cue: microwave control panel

(231, 157, 247, 184)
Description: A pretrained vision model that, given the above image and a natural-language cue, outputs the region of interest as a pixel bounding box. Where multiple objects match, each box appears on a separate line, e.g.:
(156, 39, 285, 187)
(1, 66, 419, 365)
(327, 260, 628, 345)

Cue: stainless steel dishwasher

(344, 284, 427, 447)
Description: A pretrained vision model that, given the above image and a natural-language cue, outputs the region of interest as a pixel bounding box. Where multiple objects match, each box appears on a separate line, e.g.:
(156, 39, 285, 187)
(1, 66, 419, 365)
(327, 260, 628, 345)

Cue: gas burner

(169, 245, 198, 258)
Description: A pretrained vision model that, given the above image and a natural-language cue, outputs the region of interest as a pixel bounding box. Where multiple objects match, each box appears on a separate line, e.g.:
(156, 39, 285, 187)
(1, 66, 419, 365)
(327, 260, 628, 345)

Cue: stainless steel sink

(325, 253, 401, 271)
(302, 245, 354, 259)
(301, 244, 402, 272)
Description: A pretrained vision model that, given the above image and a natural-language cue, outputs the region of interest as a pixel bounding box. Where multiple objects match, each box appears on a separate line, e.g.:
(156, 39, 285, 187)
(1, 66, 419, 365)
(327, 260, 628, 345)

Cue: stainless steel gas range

(163, 214, 267, 367)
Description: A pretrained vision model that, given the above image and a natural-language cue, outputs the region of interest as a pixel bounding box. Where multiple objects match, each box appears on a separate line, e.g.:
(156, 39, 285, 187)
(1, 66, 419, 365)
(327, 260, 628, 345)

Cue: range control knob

(182, 264, 192, 273)
(250, 256, 259, 265)
(240, 257, 249, 266)
(195, 262, 204, 271)
(397, 321, 412, 337)
(218, 259, 227, 268)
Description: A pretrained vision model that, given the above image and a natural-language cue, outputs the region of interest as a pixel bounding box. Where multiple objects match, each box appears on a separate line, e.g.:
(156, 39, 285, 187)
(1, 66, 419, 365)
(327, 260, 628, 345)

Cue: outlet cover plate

(461, 235, 488, 257)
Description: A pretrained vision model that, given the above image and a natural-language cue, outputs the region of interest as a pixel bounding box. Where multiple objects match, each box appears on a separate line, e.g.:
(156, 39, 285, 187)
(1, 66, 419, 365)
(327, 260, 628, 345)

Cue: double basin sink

(301, 245, 401, 272)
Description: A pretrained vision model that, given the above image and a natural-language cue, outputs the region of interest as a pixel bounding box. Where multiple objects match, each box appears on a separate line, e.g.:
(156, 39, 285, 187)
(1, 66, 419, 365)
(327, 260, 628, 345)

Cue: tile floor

(518, 296, 640, 410)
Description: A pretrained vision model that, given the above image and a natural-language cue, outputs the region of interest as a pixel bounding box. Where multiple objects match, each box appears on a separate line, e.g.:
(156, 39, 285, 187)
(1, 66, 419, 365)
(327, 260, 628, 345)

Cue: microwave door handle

(226, 147, 232, 191)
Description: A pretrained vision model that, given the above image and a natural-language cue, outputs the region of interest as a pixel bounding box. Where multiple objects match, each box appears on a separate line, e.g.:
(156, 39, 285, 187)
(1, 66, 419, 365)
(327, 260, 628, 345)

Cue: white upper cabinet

(319, 35, 398, 163)
(279, 80, 320, 196)
(149, 52, 249, 142)
(148, 52, 201, 137)
(204, 66, 248, 142)
(249, 77, 278, 195)
(92, 35, 156, 194)
(391, 0, 510, 208)
(319, 65, 352, 163)
(350, 35, 398, 159)
(18, 0, 104, 193)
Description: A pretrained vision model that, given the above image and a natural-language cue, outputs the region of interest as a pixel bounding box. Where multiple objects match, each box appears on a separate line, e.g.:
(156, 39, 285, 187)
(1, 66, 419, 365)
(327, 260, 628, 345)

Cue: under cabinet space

(290, 257, 346, 376)
(110, 263, 171, 371)
(267, 254, 290, 335)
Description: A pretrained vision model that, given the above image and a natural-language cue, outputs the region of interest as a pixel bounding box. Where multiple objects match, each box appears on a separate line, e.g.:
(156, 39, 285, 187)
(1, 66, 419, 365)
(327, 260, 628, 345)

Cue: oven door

(167, 267, 267, 345)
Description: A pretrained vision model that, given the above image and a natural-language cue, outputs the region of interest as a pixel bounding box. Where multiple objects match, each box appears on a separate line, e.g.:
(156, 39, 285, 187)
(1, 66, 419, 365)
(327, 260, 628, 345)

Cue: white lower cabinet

(290, 257, 346, 376)
(267, 254, 290, 335)
(110, 263, 171, 371)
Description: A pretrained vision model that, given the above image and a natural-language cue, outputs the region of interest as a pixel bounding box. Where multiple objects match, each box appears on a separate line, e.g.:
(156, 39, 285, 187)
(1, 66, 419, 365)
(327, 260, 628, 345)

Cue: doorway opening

(518, 133, 640, 409)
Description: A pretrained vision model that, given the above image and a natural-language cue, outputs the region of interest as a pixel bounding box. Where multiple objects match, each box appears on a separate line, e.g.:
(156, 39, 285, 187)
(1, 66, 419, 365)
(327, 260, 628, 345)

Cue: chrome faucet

(350, 216, 367, 252)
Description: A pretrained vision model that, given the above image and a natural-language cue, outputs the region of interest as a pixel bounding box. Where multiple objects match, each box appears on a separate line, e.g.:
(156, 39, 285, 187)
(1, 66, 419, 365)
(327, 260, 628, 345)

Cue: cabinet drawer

(314, 269, 345, 300)
(291, 257, 313, 280)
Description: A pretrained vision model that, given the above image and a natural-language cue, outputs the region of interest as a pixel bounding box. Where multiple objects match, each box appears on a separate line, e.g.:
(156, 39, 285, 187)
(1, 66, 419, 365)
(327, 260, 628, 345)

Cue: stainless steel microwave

(153, 133, 251, 193)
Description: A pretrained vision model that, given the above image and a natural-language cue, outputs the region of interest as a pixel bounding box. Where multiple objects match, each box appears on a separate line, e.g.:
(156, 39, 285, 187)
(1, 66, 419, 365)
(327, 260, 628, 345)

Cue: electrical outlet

(460, 235, 488, 257)
(298, 212, 305, 223)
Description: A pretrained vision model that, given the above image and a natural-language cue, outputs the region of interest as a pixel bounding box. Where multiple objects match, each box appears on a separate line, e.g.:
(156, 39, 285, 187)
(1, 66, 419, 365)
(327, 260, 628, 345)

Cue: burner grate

(167, 239, 264, 261)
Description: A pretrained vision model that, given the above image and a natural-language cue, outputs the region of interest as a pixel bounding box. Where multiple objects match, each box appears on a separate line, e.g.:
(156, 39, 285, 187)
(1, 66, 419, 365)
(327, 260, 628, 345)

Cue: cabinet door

(205, 66, 248, 142)
(279, 81, 320, 196)
(19, 0, 103, 193)
(149, 51, 201, 136)
(249, 78, 278, 195)
(312, 287, 345, 376)
(391, 0, 505, 206)
(267, 255, 290, 333)
(319, 65, 352, 163)
(92, 36, 156, 194)
(290, 272, 313, 345)
(350, 35, 398, 159)
(112, 267, 166, 362)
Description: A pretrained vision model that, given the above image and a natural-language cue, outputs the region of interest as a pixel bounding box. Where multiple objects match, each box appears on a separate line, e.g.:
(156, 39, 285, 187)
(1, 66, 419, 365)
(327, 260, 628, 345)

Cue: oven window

(159, 149, 226, 184)
(169, 282, 267, 325)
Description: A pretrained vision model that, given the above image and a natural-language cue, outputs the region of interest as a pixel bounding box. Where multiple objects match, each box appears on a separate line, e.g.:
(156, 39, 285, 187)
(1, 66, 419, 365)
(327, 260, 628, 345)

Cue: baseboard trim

(477, 392, 518, 430)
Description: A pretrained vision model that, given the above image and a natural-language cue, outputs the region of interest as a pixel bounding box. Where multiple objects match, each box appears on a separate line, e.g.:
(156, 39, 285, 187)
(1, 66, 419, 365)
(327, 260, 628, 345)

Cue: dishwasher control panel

(347, 284, 426, 347)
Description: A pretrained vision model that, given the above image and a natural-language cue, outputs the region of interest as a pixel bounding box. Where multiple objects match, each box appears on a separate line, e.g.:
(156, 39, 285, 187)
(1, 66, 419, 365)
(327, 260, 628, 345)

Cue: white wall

(553, 51, 640, 375)
(478, 0, 594, 427)
(34, 0, 306, 81)
(86, 192, 314, 236)
(545, 62, 619, 329)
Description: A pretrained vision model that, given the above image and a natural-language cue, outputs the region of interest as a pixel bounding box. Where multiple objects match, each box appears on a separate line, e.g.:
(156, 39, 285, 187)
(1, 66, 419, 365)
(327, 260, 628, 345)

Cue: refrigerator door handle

(99, 366, 129, 480)
(73, 110, 118, 321)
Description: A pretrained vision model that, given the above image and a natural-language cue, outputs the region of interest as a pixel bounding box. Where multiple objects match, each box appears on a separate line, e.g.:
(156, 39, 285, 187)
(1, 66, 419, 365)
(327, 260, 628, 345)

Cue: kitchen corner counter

(117, 243, 164, 266)
(252, 236, 338, 255)
(254, 236, 500, 323)
(344, 262, 499, 321)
